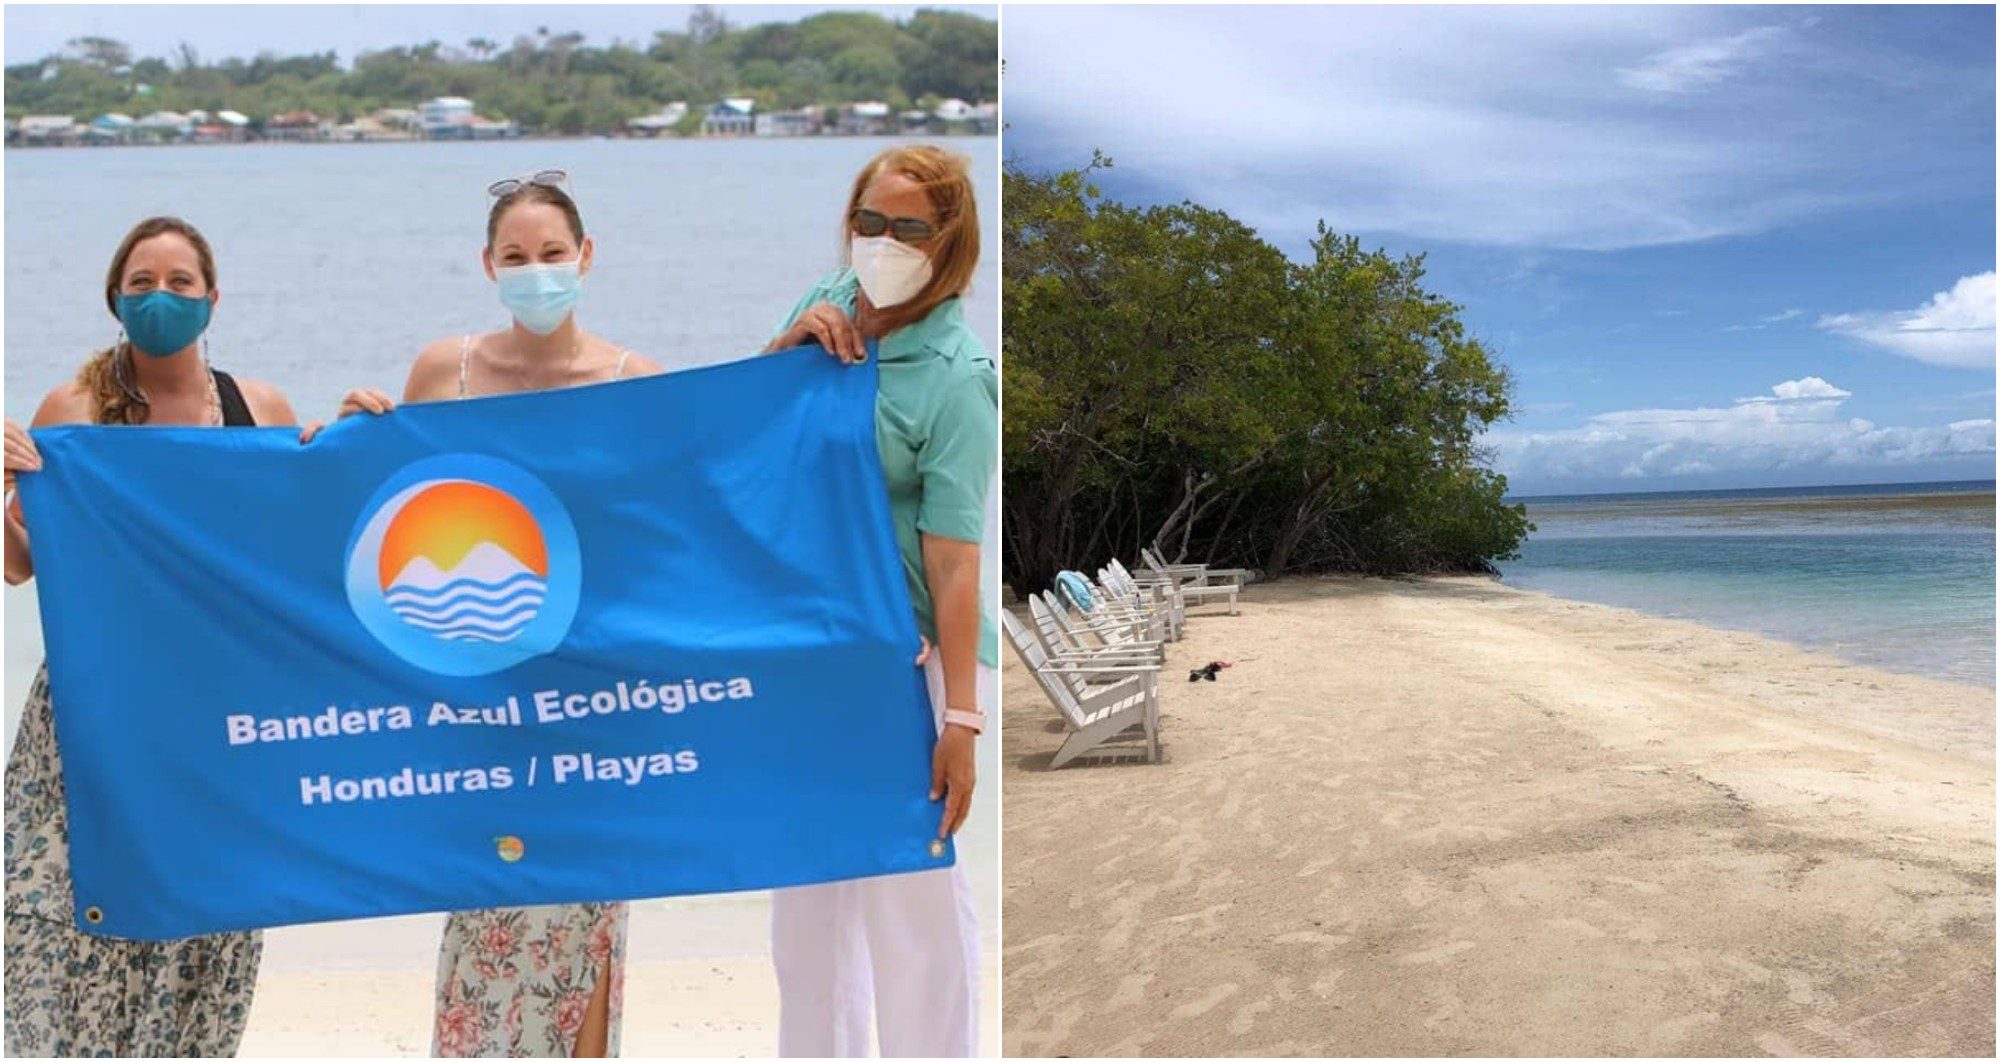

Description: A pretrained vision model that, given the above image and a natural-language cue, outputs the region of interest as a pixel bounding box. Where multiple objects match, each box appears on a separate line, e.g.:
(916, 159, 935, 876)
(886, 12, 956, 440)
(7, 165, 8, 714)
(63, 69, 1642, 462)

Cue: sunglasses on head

(850, 207, 937, 245)
(488, 169, 571, 198)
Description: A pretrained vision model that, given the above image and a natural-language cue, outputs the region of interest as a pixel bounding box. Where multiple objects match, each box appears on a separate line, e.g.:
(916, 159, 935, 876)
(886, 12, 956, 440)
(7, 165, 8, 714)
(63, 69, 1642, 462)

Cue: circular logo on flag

(345, 455, 581, 676)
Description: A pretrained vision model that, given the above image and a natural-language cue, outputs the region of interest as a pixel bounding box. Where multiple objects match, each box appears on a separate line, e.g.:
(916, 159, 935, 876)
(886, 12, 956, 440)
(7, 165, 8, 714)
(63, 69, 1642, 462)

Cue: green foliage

(1004, 156, 1531, 592)
(4, 8, 995, 131)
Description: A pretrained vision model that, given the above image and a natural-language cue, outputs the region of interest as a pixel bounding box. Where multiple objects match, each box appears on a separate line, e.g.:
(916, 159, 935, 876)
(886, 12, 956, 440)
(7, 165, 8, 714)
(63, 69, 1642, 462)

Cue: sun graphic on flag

(345, 455, 581, 676)
(376, 482, 550, 644)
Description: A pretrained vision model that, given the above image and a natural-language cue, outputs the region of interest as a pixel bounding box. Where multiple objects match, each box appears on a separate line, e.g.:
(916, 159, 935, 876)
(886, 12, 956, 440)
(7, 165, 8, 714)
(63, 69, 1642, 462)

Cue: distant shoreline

(1507, 477, 1994, 505)
(4, 131, 996, 152)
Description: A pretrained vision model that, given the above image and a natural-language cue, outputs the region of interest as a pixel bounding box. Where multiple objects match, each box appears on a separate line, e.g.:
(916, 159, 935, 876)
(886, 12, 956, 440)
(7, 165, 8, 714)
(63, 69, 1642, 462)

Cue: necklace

(114, 342, 222, 425)
(198, 344, 223, 426)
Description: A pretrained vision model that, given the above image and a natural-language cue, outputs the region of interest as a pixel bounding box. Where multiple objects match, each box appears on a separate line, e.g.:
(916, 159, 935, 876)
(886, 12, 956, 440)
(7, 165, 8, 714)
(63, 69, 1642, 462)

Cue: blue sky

(1003, 5, 1996, 496)
(3, 4, 994, 68)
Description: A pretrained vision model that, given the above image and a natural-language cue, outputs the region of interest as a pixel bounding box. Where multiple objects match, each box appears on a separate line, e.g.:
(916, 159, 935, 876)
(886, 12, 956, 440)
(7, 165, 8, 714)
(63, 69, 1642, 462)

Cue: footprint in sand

(1106, 972, 1153, 1010)
(1169, 982, 1240, 1019)
(1273, 930, 1347, 951)
(1399, 940, 1477, 964)
(1545, 916, 1607, 939)
(1228, 998, 1273, 1035)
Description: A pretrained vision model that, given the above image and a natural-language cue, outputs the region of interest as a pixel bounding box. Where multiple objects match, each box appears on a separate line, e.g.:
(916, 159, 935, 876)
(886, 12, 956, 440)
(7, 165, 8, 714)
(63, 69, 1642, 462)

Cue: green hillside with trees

(5, 6, 995, 135)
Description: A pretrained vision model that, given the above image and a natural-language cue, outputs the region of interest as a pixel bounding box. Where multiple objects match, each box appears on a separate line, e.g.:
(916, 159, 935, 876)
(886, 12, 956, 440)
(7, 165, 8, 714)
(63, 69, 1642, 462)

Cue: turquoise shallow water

(1502, 481, 1996, 687)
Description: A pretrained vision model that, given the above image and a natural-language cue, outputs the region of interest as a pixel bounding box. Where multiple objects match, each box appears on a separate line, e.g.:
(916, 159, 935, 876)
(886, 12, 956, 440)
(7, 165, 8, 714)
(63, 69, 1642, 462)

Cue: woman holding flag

(2, 216, 298, 1055)
(761, 143, 997, 1058)
(313, 170, 661, 1057)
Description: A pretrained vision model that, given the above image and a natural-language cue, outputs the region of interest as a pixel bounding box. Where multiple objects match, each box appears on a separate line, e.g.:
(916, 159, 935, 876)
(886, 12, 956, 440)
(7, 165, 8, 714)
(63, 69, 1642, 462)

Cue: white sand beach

(241, 897, 1001, 1056)
(1002, 576, 1994, 1056)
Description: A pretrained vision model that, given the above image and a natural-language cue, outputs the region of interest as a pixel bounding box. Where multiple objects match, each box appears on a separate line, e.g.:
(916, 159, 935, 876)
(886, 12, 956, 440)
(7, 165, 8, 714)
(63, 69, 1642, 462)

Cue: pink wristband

(943, 709, 985, 734)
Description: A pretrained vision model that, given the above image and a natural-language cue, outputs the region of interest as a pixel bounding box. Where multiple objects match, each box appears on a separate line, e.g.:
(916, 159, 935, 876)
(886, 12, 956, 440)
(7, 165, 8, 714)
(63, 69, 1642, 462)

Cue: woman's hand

(931, 724, 976, 838)
(915, 635, 934, 666)
(299, 388, 396, 443)
(766, 302, 867, 364)
(4, 419, 41, 494)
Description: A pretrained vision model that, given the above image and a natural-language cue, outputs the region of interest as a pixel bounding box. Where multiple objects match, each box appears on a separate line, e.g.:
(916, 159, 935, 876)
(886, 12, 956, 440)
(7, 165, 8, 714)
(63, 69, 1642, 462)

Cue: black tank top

(212, 370, 256, 427)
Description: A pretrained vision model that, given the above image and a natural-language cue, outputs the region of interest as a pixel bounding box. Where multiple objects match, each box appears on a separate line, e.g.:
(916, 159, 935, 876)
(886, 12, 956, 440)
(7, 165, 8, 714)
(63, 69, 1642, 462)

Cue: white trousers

(771, 658, 993, 1057)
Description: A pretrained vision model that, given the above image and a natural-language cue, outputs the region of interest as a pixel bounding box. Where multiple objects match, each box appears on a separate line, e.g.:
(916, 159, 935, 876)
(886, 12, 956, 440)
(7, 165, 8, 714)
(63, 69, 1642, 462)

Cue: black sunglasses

(850, 207, 937, 245)
(488, 169, 571, 198)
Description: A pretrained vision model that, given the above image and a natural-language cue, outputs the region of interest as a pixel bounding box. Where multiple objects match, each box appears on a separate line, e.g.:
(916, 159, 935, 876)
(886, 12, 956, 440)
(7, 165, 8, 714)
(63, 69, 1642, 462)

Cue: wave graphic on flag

(384, 542, 547, 643)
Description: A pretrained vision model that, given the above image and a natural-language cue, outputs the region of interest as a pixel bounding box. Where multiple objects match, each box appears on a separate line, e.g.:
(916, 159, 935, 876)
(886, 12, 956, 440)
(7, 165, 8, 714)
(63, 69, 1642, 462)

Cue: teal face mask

(495, 262, 582, 335)
(115, 290, 212, 357)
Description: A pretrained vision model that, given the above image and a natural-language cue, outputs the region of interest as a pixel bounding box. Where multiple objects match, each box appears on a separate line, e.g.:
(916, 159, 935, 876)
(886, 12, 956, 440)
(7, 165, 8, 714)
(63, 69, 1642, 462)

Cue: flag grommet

(928, 839, 947, 859)
(83, 906, 104, 924)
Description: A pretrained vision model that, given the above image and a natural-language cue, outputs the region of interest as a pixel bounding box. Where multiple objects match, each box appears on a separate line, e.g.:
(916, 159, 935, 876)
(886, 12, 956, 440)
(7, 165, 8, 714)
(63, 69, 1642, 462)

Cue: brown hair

(76, 216, 217, 425)
(487, 183, 585, 248)
(843, 145, 980, 335)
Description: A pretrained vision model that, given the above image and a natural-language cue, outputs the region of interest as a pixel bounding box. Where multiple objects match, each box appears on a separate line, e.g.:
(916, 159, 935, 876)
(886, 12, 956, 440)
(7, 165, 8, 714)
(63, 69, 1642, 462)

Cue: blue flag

(21, 347, 949, 941)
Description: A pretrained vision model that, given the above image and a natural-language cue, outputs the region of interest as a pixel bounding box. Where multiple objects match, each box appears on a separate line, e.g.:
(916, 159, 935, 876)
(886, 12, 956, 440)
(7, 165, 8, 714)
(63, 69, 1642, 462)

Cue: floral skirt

(3, 910, 261, 1057)
(433, 901, 628, 1057)
(5, 661, 262, 1057)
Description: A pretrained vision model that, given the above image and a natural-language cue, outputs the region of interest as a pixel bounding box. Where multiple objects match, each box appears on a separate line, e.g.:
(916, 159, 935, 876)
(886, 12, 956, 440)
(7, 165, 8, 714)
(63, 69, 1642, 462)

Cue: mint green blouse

(777, 269, 999, 666)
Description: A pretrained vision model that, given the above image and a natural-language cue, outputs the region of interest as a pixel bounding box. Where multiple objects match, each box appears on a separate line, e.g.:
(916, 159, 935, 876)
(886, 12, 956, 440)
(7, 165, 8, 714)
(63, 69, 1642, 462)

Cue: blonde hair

(843, 144, 979, 334)
(76, 217, 218, 425)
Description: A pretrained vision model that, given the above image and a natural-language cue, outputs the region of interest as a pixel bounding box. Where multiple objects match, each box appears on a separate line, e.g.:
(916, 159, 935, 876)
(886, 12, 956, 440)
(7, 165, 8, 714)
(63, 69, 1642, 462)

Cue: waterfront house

(627, 101, 689, 137)
(899, 108, 932, 134)
(971, 102, 999, 135)
(701, 98, 756, 137)
(194, 111, 251, 144)
(85, 113, 135, 145)
(335, 116, 389, 142)
(136, 111, 193, 142)
(375, 107, 421, 133)
(754, 106, 821, 137)
(934, 98, 975, 125)
(466, 117, 521, 139)
(837, 101, 894, 136)
(18, 115, 79, 145)
(264, 110, 330, 142)
(419, 97, 515, 139)
(420, 96, 475, 130)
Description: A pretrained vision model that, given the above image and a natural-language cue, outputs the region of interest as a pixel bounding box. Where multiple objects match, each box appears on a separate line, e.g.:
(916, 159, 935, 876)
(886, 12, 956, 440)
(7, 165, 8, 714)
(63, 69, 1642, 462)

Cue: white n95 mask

(850, 236, 934, 308)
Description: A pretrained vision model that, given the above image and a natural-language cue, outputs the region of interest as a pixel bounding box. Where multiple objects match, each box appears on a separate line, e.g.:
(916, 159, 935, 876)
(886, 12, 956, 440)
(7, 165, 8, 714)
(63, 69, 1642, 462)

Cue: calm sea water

(1502, 480, 1997, 687)
(2, 137, 1000, 959)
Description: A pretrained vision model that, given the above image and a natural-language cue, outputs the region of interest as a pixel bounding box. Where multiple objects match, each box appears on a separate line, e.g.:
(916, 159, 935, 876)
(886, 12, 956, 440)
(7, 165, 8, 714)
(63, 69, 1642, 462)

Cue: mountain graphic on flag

(384, 542, 547, 643)
(374, 480, 551, 645)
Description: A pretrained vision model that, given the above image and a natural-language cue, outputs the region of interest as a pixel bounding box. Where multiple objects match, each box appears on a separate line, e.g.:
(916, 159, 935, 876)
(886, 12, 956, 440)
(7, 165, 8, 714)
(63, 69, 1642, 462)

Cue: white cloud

(1724, 307, 1807, 332)
(1618, 25, 1792, 93)
(1818, 272, 1997, 369)
(1487, 377, 1994, 484)
(1005, 7, 1987, 250)
(1736, 376, 1851, 403)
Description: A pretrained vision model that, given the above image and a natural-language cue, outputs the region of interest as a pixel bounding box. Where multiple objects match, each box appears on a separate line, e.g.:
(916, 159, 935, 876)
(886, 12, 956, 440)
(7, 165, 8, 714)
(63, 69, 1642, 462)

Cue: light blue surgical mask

(495, 261, 582, 335)
(115, 290, 212, 356)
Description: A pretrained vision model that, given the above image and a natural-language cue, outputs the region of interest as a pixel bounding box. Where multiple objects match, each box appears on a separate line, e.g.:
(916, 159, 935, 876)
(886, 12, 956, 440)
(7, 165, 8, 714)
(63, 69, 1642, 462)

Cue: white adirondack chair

(1136, 553, 1240, 616)
(1031, 592, 1163, 668)
(1142, 545, 1251, 589)
(1004, 610, 1161, 767)
(1105, 559, 1190, 636)
(1040, 582, 1166, 645)
(1100, 561, 1182, 639)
